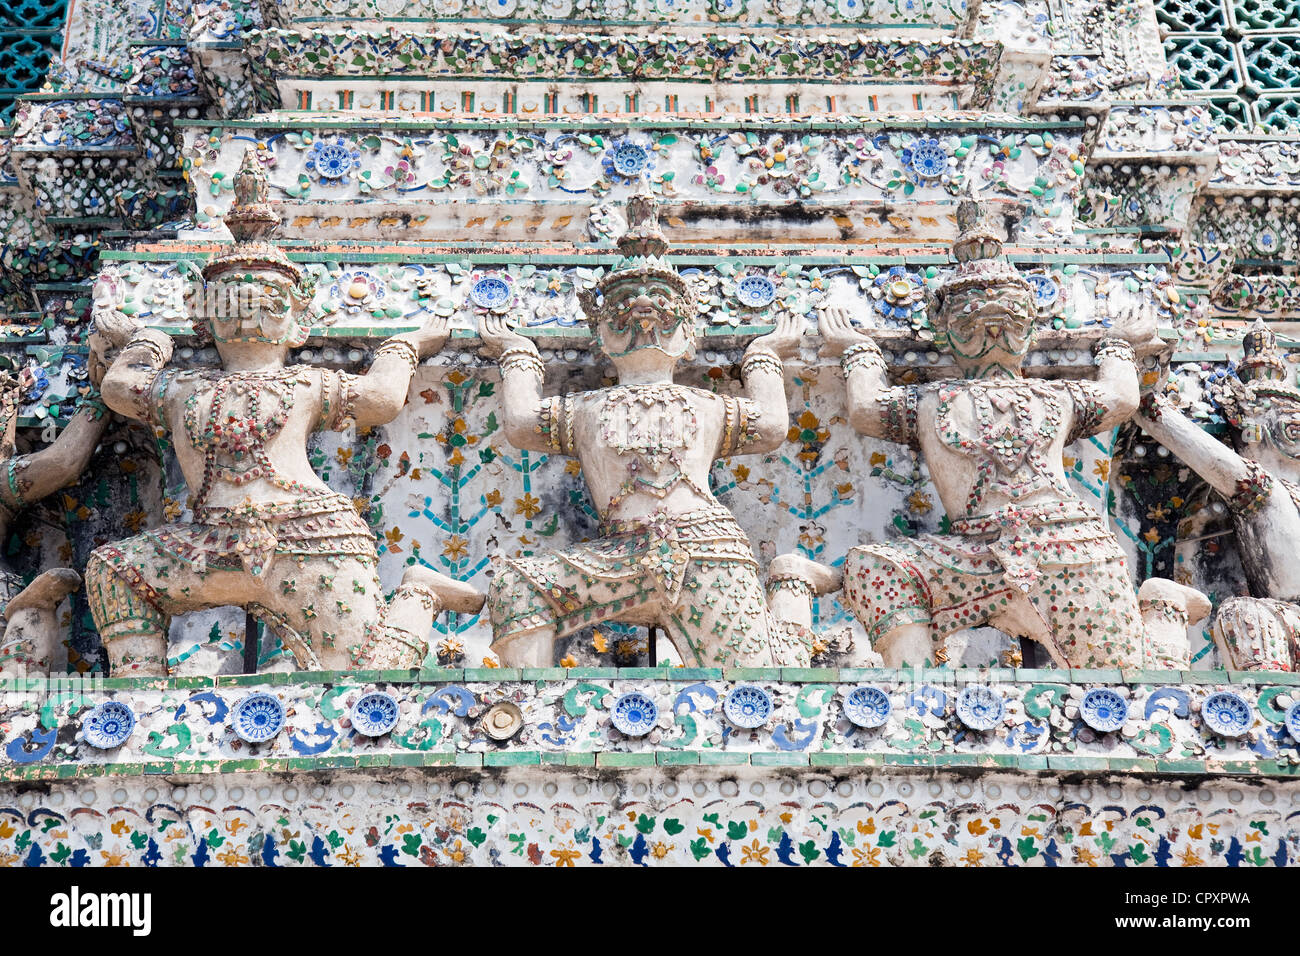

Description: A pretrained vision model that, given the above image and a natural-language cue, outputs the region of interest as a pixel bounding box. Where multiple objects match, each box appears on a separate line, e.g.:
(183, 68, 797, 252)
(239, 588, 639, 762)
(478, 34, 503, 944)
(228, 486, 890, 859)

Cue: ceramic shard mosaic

(0, 0, 1295, 870)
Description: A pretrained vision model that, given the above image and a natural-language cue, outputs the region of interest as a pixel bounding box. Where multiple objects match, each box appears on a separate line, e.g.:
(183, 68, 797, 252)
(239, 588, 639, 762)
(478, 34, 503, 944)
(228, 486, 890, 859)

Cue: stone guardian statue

(1136, 323, 1300, 670)
(85, 148, 483, 675)
(479, 185, 838, 668)
(820, 200, 1207, 669)
(0, 359, 120, 677)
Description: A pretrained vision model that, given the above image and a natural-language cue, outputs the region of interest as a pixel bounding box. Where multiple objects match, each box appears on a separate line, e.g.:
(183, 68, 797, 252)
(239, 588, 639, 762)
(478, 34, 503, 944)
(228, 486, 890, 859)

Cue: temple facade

(0, 0, 1298, 867)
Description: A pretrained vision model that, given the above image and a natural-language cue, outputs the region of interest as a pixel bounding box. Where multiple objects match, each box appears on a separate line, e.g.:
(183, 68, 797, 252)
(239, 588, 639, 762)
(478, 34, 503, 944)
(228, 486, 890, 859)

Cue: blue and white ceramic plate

(1202, 691, 1252, 738)
(611, 692, 658, 737)
(843, 686, 892, 729)
(232, 692, 285, 744)
(736, 275, 777, 308)
(611, 143, 649, 177)
(1285, 701, 1300, 741)
(351, 692, 400, 737)
(469, 276, 511, 309)
(956, 686, 1004, 731)
(1079, 688, 1128, 733)
(724, 685, 773, 729)
(82, 701, 135, 749)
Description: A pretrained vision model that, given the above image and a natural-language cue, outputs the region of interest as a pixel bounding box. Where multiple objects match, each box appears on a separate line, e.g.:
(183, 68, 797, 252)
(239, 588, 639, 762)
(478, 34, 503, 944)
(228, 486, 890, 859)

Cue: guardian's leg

(84, 544, 172, 676)
(841, 545, 940, 667)
(0, 568, 81, 677)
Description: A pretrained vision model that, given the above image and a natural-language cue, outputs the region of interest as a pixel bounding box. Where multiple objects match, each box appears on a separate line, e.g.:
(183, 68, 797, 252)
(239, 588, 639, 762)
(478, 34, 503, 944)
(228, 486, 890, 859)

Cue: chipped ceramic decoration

(481, 701, 524, 741)
(610, 691, 658, 737)
(1079, 688, 1129, 733)
(1202, 691, 1253, 738)
(1287, 701, 1300, 741)
(956, 686, 1005, 731)
(350, 692, 400, 737)
(4, 0, 1300, 870)
(736, 275, 778, 308)
(232, 692, 287, 744)
(724, 685, 774, 729)
(842, 685, 892, 728)
(81, 701, 135, 749)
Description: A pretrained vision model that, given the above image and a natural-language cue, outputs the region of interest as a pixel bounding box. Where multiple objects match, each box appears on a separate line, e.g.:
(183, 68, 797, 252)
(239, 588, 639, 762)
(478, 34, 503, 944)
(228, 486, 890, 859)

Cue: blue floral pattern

(82, 702, 135, 749)
(843, 686, 891, 728)
(956, 686, 1004, 731)
(1202, 691, 1252, 737)
(232, 693, 286, 744)
(351, 692, 400, 737)
(724, 685, 773, 728)
(611, 692, 658, 736)
(1080, 688, 1128, 733)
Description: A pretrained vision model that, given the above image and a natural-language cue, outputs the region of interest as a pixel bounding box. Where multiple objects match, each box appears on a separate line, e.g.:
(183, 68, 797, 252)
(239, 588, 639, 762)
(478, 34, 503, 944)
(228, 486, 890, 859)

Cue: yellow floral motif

(515, 493, 542, 519)
(1146, 503, 1170, 522)
(226, 818, 248, 836)
(906, 490, 933, 514)
(592, 631, 608, 653)
(443, 536, 469, 560)
(650, 841, 673, 860)
(852, 846, 882, 867)
(485, 489, 503, 507)
(564, 460, 583, 477)
(443, 839, 467, 863)
(217, 846, 250, 866)
(1178, 846, 1204, 867)
(739, 839, 769, 866)
(1074, 846, 1098, 866)
(560, 655, 578, 668)
(338, 845, 362, 866)
(481, 656, 500, 668)
(1092, 458, 1111, 481)
(551, 847, 581, 867)
(959, 848, 983, 867)
(101, 850, 129, 866)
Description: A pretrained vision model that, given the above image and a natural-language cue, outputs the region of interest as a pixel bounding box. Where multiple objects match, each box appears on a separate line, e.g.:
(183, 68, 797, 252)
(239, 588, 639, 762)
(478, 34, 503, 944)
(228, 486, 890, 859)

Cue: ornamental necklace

(598, 384, 713, 512)
(936, 380, 1068, 516)
(182, 367, 316, 510)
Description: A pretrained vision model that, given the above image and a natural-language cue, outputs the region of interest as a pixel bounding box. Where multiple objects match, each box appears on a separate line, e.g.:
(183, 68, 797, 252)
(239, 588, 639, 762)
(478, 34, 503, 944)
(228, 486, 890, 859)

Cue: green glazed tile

(656, 751, 699, 765)
(484, 751, 541, 767)
(697, 751, 748, 766)
(597, 752, 656, 767)
(781, 668, 838, 682)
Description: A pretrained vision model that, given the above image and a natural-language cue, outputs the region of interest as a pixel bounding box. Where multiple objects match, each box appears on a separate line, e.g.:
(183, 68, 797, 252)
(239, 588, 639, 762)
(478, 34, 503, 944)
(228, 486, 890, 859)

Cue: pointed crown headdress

(579, 180, 692, 322)
(935, 200, 1033, 304)
(1212, 321, 1300, 428)
(201, 148, 304, 288)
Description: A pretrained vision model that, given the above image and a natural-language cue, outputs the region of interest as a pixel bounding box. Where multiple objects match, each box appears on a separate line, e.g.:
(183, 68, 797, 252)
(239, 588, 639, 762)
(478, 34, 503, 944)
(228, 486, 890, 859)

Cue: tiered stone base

(2, 667, 1298, 866)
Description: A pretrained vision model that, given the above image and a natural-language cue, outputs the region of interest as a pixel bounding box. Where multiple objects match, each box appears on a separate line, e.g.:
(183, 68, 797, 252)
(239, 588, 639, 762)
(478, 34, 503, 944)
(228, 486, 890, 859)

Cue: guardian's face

(1239, 393, 1300, 462)
(202, 267, 307, 347)
(596, 278, 696, 364)
(939, 284, 1036, 375)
